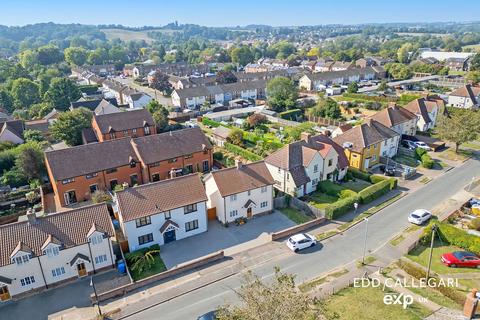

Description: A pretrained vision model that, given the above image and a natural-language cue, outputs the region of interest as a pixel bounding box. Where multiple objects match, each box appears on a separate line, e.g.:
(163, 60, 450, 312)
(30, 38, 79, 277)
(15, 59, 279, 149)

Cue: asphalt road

(126, 156, 479, 320)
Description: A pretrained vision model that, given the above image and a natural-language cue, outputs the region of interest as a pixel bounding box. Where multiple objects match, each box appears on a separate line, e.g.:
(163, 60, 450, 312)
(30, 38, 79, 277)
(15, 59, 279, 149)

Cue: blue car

(197, 310, 218, 320)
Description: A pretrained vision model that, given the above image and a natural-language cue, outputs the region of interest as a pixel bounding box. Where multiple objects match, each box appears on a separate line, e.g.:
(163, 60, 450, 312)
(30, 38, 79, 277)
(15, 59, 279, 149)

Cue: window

(202, 160, 209, 172)
(184, 154, 193, 159)
(89, 184, 98, 194)
(51, 267, 65, 278)
(20, 276, 35, 287)
(109, 179, 118, 190)
(230, 194, 237, 201)
(130, 161, 136, 168)
(184, 164, 193, 174)
(138, 233, 153, 245)
(106, 168, 117, 174)
(261, 186, 267, 193)
(312, 178, 318, 185)
(372, 155, 377, 161)
(151, 173, 160, 182)
(164, 211, 171, 220)
(14, 254, 30, 265)
(144, 126, 151, 135)
(184, 203, 197, 214)
(62, 178, 74, 185)
(277, 167, 281, 174)
(86, 173, 98, 179)
(261, 201, 268, 208)
(286, 173, 290, 181)
(168, 158, 177, 163)
(328, 159, 333, 167)
(313, 164, 318, 173)
(90, 234, 103, 245)
(247, 190, 251, 196)
(132, 128, 137, 136)
(136, 216, 151, 228)
(95, 254, 108, 264)
(229, 210, 238, 218)
(185, 220, 199, 232)
(44, 246, 60, 257)
(110, 132, 116, 139)
(123, 130, 129, 137)
(150, 162, 160, 167)
(130, 174, 138, 186)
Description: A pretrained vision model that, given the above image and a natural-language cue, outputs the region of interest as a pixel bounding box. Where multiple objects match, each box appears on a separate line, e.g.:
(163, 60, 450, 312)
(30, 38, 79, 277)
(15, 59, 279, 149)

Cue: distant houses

(447, 84, 480, 110)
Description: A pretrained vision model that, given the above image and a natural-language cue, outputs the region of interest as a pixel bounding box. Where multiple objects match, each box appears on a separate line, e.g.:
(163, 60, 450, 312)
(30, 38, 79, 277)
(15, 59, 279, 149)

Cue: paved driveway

(160, 210, 295, 268)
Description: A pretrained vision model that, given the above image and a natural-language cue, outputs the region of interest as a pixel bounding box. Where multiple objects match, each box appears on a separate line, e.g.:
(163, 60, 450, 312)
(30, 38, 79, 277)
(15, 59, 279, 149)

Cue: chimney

(235, 159, 243, 170)
(300, 132, 311, 142)
(27, 208, 36, 225)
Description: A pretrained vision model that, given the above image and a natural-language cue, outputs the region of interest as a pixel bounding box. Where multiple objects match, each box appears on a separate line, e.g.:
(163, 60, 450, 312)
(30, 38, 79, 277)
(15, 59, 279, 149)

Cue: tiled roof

(71, 98, 118, 111)
(132, 127, 212, 165)
(370, 105, 417, 128)
(450, 84, 480, 103)
(116, 174, 207, 222)
(93, 109, 154, 134)
(0, 203, 113, 267)
(210, 161, 274, 197)
(404, 98, 440, 124)
(333, 120, 387, 153)
(0, 120, 24, 139)
(212, 126, 231, 140)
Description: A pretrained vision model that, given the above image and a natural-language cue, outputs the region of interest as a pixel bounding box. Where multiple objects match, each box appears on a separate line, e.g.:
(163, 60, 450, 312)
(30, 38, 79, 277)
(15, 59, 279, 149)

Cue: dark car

(384, 165, 396, 176)
(197, 311, 218, 320)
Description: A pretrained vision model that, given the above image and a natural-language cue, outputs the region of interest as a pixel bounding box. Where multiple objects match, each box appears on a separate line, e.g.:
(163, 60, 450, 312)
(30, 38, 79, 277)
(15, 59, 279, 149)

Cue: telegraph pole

(426, 224, 437, 280)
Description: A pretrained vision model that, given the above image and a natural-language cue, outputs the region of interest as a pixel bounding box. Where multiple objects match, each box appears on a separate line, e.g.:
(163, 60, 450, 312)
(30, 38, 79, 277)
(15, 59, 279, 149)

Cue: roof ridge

(116, 173, 201, 194)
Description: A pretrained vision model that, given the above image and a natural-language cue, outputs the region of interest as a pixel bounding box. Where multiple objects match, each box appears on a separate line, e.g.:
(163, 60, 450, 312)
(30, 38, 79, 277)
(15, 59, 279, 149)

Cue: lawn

(407, 241, 479, 275)
(306, 192, 338, 209)
(408, 285, 462, 310)
(298, 268, 348, 293)
(341, 179, 372, 192)
(462, 140, 480, 151)
(128, 253, 167, 281)
(437, 148, 472, 162)
(320, 286, 431, 320)
(279, 207, 313, 224)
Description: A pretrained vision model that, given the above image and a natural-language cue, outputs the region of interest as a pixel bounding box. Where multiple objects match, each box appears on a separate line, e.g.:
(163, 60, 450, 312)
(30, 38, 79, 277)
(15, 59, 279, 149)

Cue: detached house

(0, 204, 115, 301)
(370, 105, 417, 136)
(447, 84, 480, 110)
(0, 120, 24, 145)
(115, 174, 208, 252)
(45, 128, 213, 207)
(205, 161, 274, 224)
(265, 133, 348, 197)
(404, 98, 442, 132)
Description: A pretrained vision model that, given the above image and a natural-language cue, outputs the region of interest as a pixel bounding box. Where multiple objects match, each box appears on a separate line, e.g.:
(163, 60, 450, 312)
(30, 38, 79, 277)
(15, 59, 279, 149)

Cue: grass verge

(298, 269, 348, 293)
(356, 255, 377, 268)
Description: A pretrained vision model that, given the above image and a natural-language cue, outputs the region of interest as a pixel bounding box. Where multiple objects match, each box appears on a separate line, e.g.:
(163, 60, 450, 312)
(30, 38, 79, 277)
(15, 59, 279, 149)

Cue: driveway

(160, 210, 295, 268)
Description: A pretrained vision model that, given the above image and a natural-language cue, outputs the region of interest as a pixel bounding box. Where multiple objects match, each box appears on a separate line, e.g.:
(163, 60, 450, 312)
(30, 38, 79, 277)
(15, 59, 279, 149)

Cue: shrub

(202, 117, 222, 128)
(224, 143, 262, 162)
(213, 152, 224, 161)
(91, 190, 112, 203)
(415, 147, 427, 159)
(370, 175, 397, 190)
(358, 180, 390, 204)
(438, 223, 480, 254)
(317, 180, 345, 197)
(421, 153, 434, 169)
(348, 167, 371, 182)
(325, 194, 360, 219)
(468, 218, 480, 231)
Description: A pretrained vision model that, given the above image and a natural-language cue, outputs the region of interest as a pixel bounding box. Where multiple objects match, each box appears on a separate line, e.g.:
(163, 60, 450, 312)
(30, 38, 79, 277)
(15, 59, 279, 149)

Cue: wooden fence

(308, 115, 345, 127)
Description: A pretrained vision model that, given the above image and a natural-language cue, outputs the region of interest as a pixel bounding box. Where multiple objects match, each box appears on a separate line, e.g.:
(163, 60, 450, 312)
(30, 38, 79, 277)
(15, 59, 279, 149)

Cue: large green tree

(470, 53, 480, 71)
(43, 78, 81, 110)
(50, 108, 92, 146)
(307, 97, 341, 119)
(64, 47, 88, 66)
(266, 77, 298, 112)
(0, 89, 14, 113)
(385, 63, 412, 80)
(36, 45, 64, 65)
(230, 46, 254, 66)
(396, 43, 413, 63)
(15, 141, 46, 181)
(149, 71, 172, 94)
(11, 78, 41, 109)
(436, 109, 480, 153)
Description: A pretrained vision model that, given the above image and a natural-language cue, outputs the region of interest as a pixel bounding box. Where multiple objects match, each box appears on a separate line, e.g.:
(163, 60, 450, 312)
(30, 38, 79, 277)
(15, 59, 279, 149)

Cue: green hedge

(342, 93, 398, 103)
(202, 117, 222, 128)
(317, 180, 345, 197)
(358, 180, 390, 204)
(348, 167, 372, 181)
(422, 222, 480, 254)
(224, 143, 262, 162)
(421, 154, 434, 169)
(370, 175, 397, 190)
(325, 194, 360, 219)
(415, 147, 427, 159)
(279, 109, 302, 120)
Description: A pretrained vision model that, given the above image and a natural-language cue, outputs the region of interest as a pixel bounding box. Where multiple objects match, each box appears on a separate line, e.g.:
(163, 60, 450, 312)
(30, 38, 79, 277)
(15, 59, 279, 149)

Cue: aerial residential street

(125, 155, 479, 320)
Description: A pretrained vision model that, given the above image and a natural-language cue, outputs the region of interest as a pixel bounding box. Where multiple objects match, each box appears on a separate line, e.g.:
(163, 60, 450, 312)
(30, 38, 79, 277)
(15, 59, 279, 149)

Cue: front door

(163, 230, 176, 244)
(0, 285, 10, 301)
(63, 191, 77, 206)
(247, 207, 253, 218)
(77, 262, 87, 277)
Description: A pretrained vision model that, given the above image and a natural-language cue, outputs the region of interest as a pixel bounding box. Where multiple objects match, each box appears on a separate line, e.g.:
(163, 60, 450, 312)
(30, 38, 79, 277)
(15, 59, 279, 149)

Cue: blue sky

(1, 0, 479, 27)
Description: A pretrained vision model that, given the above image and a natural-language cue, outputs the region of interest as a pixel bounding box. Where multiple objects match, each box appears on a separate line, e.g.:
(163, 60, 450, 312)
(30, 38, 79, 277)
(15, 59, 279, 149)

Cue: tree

(15, 141, 46, 181)
(216, 70, 237, 84)
(36, 45, 63, 65)
(347, 81, 358, 93)
(23, 129, 45, 143)
(470, 53, 480, 71)
(307, 97, 341, 119)
(0, 89, 14, 113)
(378, 79, 388, 91)
(217, 268, 318, 320)
(436, 109, 480, 153)
(230, 46, 254, 66)
(1, 168, 28, 188)
(266, 77, 298, 112)
(87, 48, 108, 65)
(50, 108, 92, 146)
(149, 71, 172, 94)
(19, 49, 39, 69)
(273, 41, 297, 59)
(396, 43, 413, 63)
(385, 63, 412, 80)
(246, 113, 267, 129)
(466, 71, 480, 85)
(307, 47, 320, 58)
(125, 247, 160, 275)
(91, 190, 113, 203)
(64, 47, 88, 66)
(28, 102, 53, 119)
(43, 78, 81, 110)
(227, 128, 244, 147)
(11, 78, 41, 109)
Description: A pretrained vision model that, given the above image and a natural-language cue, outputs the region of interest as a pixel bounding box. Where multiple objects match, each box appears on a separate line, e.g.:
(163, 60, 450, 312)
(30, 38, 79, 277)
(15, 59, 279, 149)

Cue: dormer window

(144, 126, 151, 135)
(110, 132, 116, 139)
(13, 254, 31, 265)
(90, 234, 103, 245)
(44, 246, 60, 257)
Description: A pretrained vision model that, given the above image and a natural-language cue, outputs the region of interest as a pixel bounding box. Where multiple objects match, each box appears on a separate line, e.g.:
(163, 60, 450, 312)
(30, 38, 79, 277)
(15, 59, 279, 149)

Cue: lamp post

(90, 276, 102, 316)
(362, 218, 369, 265)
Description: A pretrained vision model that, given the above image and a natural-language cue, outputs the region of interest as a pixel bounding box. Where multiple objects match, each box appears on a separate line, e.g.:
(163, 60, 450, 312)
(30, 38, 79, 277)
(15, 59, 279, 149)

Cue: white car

(286, 233, 317, 252)
(414, 141, 431, 151)
(408, 209, 432, 225)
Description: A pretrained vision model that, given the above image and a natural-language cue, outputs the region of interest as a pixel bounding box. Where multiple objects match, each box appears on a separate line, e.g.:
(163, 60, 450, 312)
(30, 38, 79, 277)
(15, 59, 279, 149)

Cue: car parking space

(160, 211, 295, 268)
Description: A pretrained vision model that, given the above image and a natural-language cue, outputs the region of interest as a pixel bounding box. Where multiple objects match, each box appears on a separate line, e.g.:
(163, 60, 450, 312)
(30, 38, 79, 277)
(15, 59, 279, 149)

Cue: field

(462, 43, 480, 52)
(101, 28, 177, 43)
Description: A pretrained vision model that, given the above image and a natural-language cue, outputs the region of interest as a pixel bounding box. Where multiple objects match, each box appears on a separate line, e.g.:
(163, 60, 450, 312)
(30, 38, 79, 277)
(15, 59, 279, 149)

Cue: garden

(125, 244, 167, 281)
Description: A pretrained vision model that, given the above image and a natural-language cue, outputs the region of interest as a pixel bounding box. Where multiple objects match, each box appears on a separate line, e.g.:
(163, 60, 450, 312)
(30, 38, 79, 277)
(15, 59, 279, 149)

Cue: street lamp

(90, 276, 102, 316)
(362, 218, 369, 265)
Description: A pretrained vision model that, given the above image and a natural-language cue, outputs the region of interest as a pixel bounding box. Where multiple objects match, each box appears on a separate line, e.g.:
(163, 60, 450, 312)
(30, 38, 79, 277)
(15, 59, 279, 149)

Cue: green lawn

(307, 192, 338, 209)
(408, 286, 462, 310)
(342, 179, 372, 192)
(298, 269, 348, 293)
(437, 149, 473, 162)
(128, 254, 167, 281)
(407, 241, 479, 275)
(279, 207, 313, 224)
(320, 286, 431, 320)
(462, 140, 480, 151)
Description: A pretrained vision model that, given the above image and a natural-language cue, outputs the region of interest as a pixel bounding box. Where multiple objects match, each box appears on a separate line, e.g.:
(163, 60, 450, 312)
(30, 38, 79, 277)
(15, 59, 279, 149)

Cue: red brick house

(45, 128, 213, 207)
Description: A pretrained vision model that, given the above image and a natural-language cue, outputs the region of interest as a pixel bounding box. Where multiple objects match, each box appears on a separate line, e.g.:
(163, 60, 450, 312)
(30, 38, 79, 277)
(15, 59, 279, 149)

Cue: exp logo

(383, 292, 413, 309)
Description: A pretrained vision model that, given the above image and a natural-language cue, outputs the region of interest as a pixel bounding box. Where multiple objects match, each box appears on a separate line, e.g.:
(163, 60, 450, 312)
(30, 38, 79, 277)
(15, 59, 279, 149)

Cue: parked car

(401, 140, 416, 150)
(383, 165, 396, 176)
(197, 310, 218, 320)
(407, 209, 432, 225)
(286, 233, 317, 252)
(441, 251, 480, 268)
(414, 141, 431, 151)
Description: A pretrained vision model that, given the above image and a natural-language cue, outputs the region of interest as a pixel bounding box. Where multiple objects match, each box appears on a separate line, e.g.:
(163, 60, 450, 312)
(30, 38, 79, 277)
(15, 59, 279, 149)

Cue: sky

(1, 0, 479, 27)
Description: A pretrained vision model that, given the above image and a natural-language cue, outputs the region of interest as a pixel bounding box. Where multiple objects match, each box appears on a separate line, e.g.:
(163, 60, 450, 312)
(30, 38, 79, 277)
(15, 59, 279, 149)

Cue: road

(126, 156, 479, 320)
(114, 76, 173, 107)
(358, 75, 440, 93)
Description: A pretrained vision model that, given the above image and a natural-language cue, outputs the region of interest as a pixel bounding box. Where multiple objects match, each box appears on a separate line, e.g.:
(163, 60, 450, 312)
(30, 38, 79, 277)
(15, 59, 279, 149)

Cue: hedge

(317, 180, 346, 197)
(370, 174, 397, 190)
(415, 147, 427, 159)
(325, 194, 360, 219)
(279, 109, 302, 120)
(348, 167, 372, 181)
(202, 117, 222, 128)
(224, 143, 262, 162)
(421, 153, 434, 169)
(358, 180, 390, 204)
(421, 222, 480, 254)
(342, 93, 398, 103)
